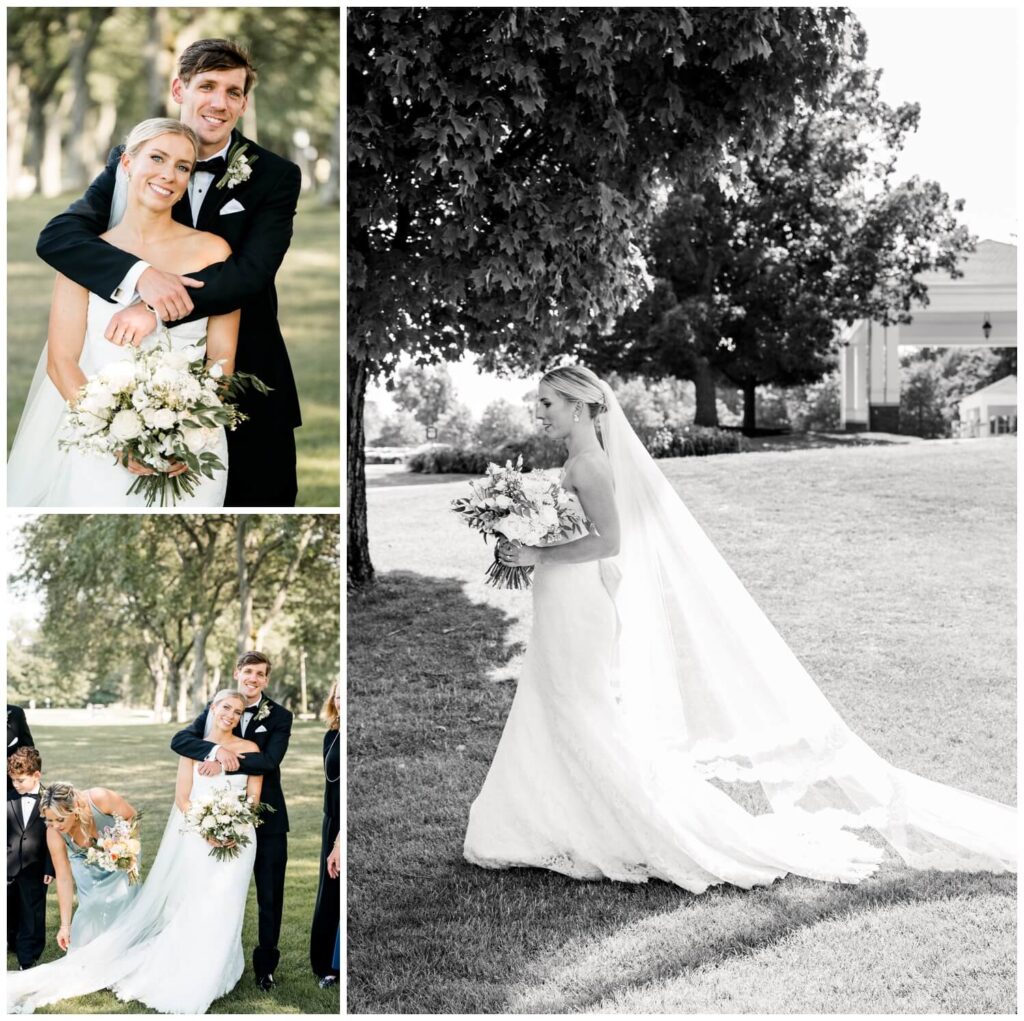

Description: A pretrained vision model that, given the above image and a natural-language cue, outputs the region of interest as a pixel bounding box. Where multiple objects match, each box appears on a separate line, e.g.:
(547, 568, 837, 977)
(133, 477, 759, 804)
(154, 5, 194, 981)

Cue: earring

(573, 406, 581, 422)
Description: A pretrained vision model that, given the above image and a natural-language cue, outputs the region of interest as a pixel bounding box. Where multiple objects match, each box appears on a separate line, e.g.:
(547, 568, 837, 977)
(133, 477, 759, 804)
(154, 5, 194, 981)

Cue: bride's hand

(116, 452, 189, 478)
(57, 925, 71, 951)
(104, 303, 157, 347)
(497, 539, 540, 568)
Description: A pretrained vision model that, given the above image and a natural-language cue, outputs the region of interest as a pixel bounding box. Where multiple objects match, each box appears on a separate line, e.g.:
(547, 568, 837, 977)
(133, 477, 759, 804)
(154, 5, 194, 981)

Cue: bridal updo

(124, 117, 200, 163)
(540, 365, 608, 419)
(39, 781, 91, 829)
(210, 689, 246, 709)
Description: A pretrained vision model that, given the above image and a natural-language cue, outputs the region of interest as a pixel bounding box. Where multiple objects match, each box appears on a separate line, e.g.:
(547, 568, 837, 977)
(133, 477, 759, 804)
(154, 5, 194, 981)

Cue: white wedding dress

(7, 292, 228, 508)
(464, 384, 1016, 890)
(7, 765, 256, 1015)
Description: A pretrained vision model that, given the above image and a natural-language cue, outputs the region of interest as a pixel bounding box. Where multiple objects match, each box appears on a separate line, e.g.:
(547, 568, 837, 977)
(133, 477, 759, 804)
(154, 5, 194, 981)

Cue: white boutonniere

(254, 700, 272, 723)
(216, 141, 258, 191)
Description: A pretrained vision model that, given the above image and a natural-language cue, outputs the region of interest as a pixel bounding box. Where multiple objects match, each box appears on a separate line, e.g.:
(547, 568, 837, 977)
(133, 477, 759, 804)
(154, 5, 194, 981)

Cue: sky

(367, 6, 1019, 417)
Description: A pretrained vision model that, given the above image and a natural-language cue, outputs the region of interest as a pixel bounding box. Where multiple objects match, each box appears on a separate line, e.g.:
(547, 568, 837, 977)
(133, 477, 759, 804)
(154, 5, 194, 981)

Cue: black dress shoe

(256, 973, 276, 992)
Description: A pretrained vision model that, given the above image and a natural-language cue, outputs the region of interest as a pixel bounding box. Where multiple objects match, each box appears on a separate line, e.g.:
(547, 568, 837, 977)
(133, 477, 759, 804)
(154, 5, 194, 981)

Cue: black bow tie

(194, 156, 227, 176)
(20, 793, 39, 801)
(244, 703, 260, 714)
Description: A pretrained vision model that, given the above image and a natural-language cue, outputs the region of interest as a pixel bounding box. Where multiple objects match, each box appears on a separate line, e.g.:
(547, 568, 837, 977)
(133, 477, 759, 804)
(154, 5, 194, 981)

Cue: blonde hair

(540, 365, 608, 419)
(124, 118, 199, 163)
(39, 782, 91, 829)
(210, 689, 246, 710)
(321, 678, 340, 732)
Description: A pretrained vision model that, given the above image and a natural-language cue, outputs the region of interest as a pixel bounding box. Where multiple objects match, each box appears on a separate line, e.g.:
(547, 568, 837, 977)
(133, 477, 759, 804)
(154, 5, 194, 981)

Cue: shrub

(407, 426, 743, 473)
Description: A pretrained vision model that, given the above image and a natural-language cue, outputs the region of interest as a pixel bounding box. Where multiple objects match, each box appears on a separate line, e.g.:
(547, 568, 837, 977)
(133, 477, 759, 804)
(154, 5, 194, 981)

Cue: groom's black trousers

(253, 832, 287, 976)
(225, 419, 297, 508)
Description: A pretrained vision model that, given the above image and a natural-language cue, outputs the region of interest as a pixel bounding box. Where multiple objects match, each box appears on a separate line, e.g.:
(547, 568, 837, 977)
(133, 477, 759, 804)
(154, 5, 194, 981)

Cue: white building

(955, 375, 1017, 437)
(839, 240, 1017, 431)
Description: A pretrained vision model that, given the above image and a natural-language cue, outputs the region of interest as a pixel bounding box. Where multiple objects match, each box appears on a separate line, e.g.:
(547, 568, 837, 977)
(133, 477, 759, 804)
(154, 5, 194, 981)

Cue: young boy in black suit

(7, 747, 54, 969)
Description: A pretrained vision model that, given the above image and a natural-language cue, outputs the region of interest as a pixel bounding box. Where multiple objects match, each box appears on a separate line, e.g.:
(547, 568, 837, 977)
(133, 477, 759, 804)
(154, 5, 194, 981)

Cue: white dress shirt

(20, 784, 40, 827)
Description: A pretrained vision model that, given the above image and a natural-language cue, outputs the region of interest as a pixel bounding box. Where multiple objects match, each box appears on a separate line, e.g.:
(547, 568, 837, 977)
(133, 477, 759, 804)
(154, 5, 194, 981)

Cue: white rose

(80, 388, 115, 415)
(109, 409, 144, 441)
(208, 363, 224, 379)
(216, 814, 233, 825)
(75, 410, 109, 436)
(201, 816, 216, 830)
(181, 426, 214, 453)
(98, 360, 137, 390)
(153, 366, 182, 388)
(162, 350, 190, 372)
(131, 387, 151, 410)
(150, 408, 177, 430)
(494, 495, 513, 509)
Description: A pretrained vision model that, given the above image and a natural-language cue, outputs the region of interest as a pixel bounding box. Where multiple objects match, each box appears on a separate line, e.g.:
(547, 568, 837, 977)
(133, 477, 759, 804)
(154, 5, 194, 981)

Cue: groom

(35, 38, 302, 506)
(171, 651, 292, 991)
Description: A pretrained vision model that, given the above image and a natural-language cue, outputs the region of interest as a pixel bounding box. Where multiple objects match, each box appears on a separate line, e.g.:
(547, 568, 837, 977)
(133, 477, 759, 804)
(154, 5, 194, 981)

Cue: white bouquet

(451, 457, 588, 589)
(60, 331, 268, 506)
(181, 788, 273, 862)
(83, 814, 142, 885)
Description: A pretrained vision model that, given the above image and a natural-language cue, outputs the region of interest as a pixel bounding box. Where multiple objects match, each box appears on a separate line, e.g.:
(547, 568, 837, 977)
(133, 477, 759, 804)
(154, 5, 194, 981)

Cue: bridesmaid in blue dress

(40, 781, 140, 953)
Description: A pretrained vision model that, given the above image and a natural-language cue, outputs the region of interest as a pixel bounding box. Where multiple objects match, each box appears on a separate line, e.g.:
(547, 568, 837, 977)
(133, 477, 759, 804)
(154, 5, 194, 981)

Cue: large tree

(348, 6, 861, 585)
(586, 45, 974, 433)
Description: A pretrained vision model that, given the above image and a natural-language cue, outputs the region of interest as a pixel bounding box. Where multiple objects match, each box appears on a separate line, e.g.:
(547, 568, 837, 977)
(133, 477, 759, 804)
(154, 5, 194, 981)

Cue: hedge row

(406, 426, 744, 474)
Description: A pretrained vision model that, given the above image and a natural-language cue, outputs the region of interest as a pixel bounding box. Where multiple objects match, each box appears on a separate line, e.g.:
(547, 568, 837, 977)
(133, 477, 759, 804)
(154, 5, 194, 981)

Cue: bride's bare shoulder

(568, 449, 613, 485)
(188, 229, 232, 268)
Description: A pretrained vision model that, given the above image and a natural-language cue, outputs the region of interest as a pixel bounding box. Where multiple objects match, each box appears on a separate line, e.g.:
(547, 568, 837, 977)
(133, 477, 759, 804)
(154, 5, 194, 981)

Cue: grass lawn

(6, 194, 339, 507)
(8, 722, 339, 1015)
(348, 437, 1016, 1014)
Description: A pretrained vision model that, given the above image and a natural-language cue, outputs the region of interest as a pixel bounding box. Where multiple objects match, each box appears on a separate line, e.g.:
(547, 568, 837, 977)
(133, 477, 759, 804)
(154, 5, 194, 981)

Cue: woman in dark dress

(310, 679, 340, 987)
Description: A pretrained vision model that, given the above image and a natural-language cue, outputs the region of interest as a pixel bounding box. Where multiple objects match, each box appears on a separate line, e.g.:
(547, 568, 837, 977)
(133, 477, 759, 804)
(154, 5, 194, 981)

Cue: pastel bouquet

(182, 788, 274, 862)
(451, 457, 589, 589)
(83, 814, 142, 885)
(59, 331, 268, 507)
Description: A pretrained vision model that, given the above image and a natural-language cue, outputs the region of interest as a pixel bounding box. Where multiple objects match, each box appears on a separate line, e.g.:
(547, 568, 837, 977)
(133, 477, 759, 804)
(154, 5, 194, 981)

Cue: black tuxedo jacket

(7, 706, 34, 793)
(7, 787, 53, 881)
(170, 695, 292, 834)
(35, 130, 302, 429)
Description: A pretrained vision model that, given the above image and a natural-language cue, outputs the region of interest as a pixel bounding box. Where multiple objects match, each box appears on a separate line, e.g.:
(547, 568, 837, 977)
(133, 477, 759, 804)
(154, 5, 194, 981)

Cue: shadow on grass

(347, 570, 1015, 1015)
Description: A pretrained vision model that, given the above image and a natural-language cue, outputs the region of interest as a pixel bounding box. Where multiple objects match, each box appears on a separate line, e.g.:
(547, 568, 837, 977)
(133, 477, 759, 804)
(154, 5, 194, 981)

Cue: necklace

(324, 732, 340, 783)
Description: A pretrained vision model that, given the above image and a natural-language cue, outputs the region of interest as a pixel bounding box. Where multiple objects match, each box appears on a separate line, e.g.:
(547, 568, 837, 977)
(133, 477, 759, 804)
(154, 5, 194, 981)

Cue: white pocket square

(255, 725, 268, 733)
(220, 199, 245, 215)
(8, 738, 17, 748)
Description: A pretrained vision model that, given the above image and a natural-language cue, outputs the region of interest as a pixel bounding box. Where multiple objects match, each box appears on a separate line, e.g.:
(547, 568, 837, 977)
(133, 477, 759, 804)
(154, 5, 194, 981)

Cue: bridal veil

(595, 380, 1015, 873)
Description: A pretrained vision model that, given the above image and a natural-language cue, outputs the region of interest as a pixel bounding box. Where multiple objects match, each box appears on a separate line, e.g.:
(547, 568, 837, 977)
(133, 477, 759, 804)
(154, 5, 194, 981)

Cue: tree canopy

(347, 6, 862, 585)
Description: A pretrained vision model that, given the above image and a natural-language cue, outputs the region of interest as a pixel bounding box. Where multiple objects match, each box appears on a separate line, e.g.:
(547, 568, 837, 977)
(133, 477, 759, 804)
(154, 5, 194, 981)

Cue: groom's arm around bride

(34, 38, 303, 506)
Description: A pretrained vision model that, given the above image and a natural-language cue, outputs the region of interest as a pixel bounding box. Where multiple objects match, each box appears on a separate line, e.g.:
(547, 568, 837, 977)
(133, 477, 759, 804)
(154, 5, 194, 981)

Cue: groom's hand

(137, 267, 204, 321)
(214, 746, 242, 772)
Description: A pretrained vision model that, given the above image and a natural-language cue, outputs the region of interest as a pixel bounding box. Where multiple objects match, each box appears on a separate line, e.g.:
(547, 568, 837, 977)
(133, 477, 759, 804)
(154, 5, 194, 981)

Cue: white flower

(153, 365, 185, 388)
(97, 360, 138, 391)
(109, 409, 144, 441)
(79, 388, 115, 415)
(161, 350, 190, 372)
(494, 495, 512, 509)
(131, 387, 151, 410)
(181, 426, 215, 453)
(142, 407, 177, 430)
(208, 363, 224, 379)
(76, 410, 109, 435)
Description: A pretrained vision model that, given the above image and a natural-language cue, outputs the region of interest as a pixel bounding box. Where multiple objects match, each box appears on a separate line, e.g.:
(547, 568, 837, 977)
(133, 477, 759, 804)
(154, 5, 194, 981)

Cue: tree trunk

(742, 381, 758, 435)
(253, 518, 315, 646)
(65, 9, 110, 193)
(321, 101, 340, 205)
(299, 647, 308, 715)
(148, 642, 169, 721)
(190, 619, 208, 715)
(41, 90, 73, 197)
(348, 353, 375, 589)
(236, 517, 254, 653)
(170, 660, 187, 723)
(146, 8, 174, 118)
(7, 64, 29, 196)
(242, 90, 258, 144)
(693, 356, 719, 427)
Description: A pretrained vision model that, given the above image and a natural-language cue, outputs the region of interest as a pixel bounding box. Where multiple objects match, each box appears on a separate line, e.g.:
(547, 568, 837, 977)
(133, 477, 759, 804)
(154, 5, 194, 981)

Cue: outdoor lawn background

(6, 194, 340, 507)
(349, 437, 1016, 1014)
(7, 720, 339, 1015)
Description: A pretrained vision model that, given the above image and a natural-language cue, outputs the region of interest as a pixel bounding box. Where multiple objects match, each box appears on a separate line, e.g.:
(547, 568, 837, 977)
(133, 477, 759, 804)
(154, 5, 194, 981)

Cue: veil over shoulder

(593, 381, 1014, 873)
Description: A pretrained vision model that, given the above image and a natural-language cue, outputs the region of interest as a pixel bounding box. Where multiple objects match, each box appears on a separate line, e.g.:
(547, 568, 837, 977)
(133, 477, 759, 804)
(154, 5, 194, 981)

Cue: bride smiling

(7, 117, 240, 507)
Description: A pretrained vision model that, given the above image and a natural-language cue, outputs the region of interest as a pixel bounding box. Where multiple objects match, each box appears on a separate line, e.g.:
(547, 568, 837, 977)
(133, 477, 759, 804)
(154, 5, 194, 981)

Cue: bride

(465, 365, 1015, 890)
(7, 117, 238, 508)
(8, 690, 261, 1015)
